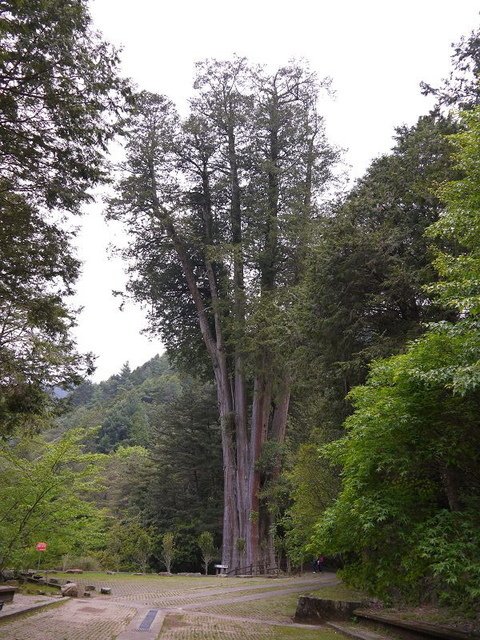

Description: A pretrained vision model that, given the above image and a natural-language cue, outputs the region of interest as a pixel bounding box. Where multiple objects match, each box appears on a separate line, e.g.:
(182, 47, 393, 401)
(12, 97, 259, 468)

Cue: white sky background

(73, 0, 480, 382)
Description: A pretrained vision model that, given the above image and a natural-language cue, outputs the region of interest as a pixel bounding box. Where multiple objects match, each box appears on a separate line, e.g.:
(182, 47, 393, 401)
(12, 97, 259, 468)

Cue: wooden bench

(0, 586, 17, 604)
(214, 564, 228, 576)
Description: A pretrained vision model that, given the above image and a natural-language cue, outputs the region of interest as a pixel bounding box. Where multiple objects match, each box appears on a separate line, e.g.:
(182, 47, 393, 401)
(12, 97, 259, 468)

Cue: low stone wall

(295, 596, 366, 623)
(354, 610, 480, 640)
(0, 586, 17, 604)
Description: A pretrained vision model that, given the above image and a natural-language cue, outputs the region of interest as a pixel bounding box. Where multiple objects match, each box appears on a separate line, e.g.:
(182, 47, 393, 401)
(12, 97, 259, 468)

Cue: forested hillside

(56, 354, 224, 570)
(1, 353, 223, 572)
(54, 354, 180, 451)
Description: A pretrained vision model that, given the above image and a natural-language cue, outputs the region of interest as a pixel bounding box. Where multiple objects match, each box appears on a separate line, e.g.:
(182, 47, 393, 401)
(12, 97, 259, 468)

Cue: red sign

(36, 542, 47, 552)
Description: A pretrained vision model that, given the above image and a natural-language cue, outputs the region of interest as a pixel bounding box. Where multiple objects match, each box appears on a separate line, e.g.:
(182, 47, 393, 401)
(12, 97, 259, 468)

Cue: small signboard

(36, 542, 47, 552)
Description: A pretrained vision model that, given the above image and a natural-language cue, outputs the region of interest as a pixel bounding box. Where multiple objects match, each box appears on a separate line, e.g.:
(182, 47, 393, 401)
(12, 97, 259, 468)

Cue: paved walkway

(0, 593, 60, 621)
(0, 572, 340, 640)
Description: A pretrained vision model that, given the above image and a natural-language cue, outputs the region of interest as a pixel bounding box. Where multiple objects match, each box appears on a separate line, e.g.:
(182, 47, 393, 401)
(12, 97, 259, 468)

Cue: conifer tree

(109, 58, 337, 569)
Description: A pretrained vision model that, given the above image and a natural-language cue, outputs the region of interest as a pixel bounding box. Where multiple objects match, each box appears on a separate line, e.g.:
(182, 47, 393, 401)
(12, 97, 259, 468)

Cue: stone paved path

(0, 572, 341, 640)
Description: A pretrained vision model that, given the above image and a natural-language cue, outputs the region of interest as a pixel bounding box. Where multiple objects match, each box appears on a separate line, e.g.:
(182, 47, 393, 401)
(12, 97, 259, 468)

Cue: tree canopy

(312, 107, 480, 610)
(0, 0, 127, 436)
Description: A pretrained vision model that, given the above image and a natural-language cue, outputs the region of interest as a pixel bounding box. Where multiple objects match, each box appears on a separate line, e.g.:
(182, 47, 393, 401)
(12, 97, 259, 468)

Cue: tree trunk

(214, 361, 238, 569)
(234, 359, 249, 548)
(246, 370, 272, 567)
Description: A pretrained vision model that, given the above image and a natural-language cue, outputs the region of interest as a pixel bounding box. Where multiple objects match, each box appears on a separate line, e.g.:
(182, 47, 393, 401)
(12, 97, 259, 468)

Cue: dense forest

(1, 0, 479, 613)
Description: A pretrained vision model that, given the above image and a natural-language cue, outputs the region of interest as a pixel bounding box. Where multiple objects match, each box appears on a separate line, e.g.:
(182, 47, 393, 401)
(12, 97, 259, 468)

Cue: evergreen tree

(141, 379, 223, 568)
(0, 0, 127, 435)
(109, 58, 338, 569)
(284, 114, 460, 571)
(297, 114, 458, 438)
(0, 0, 128, 210)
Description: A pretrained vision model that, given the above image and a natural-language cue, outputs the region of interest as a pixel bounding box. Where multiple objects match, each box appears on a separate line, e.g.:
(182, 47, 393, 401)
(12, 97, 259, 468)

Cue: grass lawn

(46, 571, 277, 587)
(159, 612, 343, 639)
(309, 583, 367, 601)
(4, 580, 59, 596)
(200, 593, 300, 623)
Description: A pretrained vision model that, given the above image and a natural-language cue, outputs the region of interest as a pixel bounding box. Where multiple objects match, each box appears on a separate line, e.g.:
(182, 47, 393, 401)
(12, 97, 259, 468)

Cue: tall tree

(0, 0, 128, 209)
(298, 114, 458, 437)
(421, 27, 480, 110)
(109, 58, 337, 569)
(0, 192, 88, 434)
(282, 113, 460, 569)
(0, 0, 127, 434)
(140, 379, 223, 568)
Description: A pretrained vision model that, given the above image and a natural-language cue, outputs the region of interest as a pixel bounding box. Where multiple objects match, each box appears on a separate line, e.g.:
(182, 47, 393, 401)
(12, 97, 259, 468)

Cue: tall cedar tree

(109, 58, 337, 569)
(0, 0, 128, 434)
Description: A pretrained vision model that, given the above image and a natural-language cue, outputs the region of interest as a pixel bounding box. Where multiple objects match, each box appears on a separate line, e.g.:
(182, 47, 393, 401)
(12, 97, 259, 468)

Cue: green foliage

(95, 445, 152, 530)
(0, 429, 106, 570)
(61, 555, 101, 571)
(313, 107, 480, 610)
(96, 392, 149, 452)
(109, 60, 337, 378)
(427, 108, 480, 316)
(421, 27, 480, 110)
(236, 538, 246, 553)
(283, 444, 339, 566)
(0, 0, 128, 211)
(161, 532, 176, 573)
(139, 378, 223, 562)
(55, 354, 180, 452)
(285, 113, 459, 570)
(198, 531, 217, 575)
(0, 181, 93, 437)
(53, 358, 221, 573)
(0, 0, 127, 435)
(103, 518, 155, 572)
(300, 114, 457, 435)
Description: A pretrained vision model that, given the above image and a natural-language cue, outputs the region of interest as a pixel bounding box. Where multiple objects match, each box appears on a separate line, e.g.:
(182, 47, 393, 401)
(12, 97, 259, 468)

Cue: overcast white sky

(72, 0, 480, 381)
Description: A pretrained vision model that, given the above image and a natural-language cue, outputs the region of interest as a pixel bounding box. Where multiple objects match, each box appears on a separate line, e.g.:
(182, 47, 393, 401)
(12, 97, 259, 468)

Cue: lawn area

(3, 580, 60, 596)
(46, 571, 277, 588)
(200, 593, 300, 623)
(159, 613, 342, 639)
(309, 583, 368, 601)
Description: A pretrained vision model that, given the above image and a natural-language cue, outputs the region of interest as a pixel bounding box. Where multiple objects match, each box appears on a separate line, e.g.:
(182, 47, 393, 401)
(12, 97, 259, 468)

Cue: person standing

(316, 555, 325, 572)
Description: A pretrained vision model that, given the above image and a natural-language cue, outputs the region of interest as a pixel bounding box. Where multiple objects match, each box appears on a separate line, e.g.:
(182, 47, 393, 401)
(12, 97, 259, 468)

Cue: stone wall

(295, 596, 366, 623)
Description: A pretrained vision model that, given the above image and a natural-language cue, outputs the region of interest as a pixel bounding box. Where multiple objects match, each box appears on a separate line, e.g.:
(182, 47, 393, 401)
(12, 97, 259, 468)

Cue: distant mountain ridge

(54, 354, 182, 452)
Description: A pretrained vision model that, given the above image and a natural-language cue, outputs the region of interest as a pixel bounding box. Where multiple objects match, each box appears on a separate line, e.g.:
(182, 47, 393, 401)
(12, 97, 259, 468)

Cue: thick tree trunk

(234, 359, 249, 548)
(215, 365, 238, 569)
(246, 371, 272, 567)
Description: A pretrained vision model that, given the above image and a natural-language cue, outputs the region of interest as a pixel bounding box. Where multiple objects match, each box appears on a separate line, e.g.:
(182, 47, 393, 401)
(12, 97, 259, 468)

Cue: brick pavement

(0, 599, 137, 640)
(0, 572, 340, 639)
